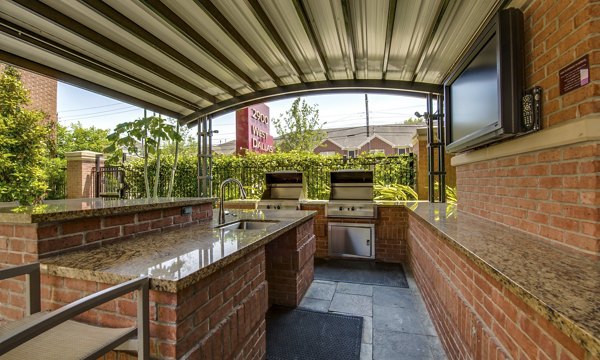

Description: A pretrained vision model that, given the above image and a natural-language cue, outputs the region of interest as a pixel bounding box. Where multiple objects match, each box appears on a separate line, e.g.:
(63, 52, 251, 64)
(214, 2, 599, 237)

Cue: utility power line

(59, 102, 134, 113)
(58, 108, 142, 121)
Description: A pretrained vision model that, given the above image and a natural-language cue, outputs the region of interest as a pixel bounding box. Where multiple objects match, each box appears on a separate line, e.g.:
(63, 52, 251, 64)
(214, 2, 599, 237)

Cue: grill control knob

(276, 205, 281, 209)
(266, 205, 271, 209)
(351, 206, 355, 211)
(339, 206, 343, 211)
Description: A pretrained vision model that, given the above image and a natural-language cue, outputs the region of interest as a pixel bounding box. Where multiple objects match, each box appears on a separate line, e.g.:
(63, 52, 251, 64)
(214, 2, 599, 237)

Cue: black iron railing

(110, 155, 415, 201)
(95, 166, 126, 199)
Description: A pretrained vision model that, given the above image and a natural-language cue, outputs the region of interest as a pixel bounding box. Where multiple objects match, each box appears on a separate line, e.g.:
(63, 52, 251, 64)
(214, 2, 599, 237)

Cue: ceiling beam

(292, 0, 330, 81)
(382, 0, 398, 78)
(193, 0, 283, 87)
(0, 50, 183, 118)
(182, 79, 442, 124)
(138, 0, 259, 91)
(80, 0, 237, 97)
(0, 19, 201, 113)
(340, 0, 357, 79)
(244, 0, 305, 81)
(11, 0, 217, 104)
(411, 0, 451, 83)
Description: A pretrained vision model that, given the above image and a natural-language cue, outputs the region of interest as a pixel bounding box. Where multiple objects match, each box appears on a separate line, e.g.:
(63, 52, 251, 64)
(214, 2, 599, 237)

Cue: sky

(57, 83, 427, 144)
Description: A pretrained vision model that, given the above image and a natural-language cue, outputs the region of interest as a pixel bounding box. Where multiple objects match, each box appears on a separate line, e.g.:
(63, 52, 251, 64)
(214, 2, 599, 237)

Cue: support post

(65, 151, 103, 199)
(197, 116, 213, 198)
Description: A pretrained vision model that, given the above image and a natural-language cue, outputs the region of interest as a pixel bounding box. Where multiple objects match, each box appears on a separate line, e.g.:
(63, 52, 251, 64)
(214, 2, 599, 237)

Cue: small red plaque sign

(559, 55, 590, 95)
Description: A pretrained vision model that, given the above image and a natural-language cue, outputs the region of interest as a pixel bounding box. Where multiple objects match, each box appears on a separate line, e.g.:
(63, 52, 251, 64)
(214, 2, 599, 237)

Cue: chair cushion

(1, 313, 135, 360)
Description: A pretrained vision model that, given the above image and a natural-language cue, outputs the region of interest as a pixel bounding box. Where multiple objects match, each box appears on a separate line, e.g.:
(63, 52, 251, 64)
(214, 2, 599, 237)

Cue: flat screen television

(444, 8, 524, 153)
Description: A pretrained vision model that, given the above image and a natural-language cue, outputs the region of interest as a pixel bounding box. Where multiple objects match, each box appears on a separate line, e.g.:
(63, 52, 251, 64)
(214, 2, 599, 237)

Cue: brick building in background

(0, 63, 58, 127)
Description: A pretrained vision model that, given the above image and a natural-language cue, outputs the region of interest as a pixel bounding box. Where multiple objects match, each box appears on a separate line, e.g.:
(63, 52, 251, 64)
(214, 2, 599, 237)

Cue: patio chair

(0, 263, 149, 359)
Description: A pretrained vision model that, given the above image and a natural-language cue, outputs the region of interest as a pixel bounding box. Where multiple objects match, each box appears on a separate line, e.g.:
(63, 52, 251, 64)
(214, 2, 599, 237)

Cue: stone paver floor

(299, 266, 447, 360)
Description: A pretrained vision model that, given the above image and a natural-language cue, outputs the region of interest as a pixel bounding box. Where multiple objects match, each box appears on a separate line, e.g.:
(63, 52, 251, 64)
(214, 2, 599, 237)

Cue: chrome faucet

(219, 178, 247, 224)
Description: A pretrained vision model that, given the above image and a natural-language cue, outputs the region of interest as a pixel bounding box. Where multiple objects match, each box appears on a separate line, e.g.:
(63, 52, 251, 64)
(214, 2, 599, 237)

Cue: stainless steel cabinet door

(329, 223, 374, 258)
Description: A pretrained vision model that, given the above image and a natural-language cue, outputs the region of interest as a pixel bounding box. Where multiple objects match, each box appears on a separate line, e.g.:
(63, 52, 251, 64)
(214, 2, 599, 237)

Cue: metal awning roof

(0, 0, 505, 125)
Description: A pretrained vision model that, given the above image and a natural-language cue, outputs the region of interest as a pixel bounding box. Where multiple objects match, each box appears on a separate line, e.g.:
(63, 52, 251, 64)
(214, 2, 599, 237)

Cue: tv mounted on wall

(444, 8, 525, 153)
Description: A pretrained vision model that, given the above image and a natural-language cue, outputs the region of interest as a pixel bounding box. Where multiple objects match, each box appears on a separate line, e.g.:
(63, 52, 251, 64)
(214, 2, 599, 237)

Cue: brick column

(265, 219, 316, 307)
(65, 151, 103, 199)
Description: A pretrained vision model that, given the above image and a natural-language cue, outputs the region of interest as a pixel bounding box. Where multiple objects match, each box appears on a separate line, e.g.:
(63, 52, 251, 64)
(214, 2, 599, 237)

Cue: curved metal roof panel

(0, 0, 505, 124)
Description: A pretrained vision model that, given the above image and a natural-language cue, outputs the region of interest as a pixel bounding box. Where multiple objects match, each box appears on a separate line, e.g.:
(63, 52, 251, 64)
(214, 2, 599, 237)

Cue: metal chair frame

(0, 263, 149, 359)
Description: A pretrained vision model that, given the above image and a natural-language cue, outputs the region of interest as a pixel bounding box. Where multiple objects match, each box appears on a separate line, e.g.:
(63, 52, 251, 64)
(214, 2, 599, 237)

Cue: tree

(56, 121, 110, 158)
(402, 116, 425, 125)
(0, 66, 49, 205)
(105, 112, 182, 198)
(272, 98, 326, 152)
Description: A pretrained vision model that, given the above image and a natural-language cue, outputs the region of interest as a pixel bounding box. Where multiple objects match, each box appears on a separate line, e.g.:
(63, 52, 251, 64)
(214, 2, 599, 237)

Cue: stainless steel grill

(257, 171, 305, 211)
(326, 170, 377, 218)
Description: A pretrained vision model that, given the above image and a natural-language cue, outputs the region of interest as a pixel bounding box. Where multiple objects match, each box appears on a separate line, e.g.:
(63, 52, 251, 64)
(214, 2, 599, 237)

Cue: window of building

(397, 148, 407, 155)
(347, 150, 356, 158)
(319, 151, 337, 156)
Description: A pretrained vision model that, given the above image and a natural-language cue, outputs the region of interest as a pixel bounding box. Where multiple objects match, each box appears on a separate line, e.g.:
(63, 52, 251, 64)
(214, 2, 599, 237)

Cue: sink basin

(216, 220, 279, 231)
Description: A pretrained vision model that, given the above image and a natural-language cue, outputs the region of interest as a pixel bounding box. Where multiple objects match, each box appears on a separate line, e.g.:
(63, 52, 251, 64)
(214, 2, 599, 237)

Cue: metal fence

(121, 165, 197, 199)
(103, 155, 415, 201)
(95, 166, 126, 198)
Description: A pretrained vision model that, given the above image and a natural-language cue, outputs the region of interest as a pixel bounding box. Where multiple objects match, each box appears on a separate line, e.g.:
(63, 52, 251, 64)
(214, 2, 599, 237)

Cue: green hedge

(121, 151, 415, 201)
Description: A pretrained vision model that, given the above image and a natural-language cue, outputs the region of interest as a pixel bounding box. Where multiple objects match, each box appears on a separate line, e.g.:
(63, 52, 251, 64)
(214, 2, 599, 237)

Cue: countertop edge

(406, 208, 600, 358)
(4, 198, 216, 224)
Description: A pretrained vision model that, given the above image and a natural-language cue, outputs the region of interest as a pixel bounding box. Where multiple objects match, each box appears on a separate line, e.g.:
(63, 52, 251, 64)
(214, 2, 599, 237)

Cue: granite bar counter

(40, 209, 316, 292)
(0, 198, 215, 264)
(406, 202, 600, 359)
(0, 197, 215, 224)
(36, 209, 316, 359)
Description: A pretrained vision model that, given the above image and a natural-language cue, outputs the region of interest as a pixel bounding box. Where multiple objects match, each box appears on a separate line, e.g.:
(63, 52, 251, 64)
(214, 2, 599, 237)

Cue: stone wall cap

(65, 151, 103, 161)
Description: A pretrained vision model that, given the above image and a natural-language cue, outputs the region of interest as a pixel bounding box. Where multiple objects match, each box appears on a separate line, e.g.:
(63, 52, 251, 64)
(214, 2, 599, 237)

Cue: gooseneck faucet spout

(219, 178, 247, 225)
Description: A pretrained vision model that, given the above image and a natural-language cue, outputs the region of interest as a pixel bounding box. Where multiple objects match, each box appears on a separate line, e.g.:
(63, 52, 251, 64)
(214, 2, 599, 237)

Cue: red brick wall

(300, 204, 328, 258)
(524, 1, 599, 127)
(358, 137, 395, 155)
(40, 246, 268, 360)
(265, 219, 315, 307)
(314, 139, 343, 155)
(455, 1, 599, 255)
(301, 204, 407, 263)
(457, 143, 599, 254)
(0, 63, 57, 126)
(408, 213, 590, 360)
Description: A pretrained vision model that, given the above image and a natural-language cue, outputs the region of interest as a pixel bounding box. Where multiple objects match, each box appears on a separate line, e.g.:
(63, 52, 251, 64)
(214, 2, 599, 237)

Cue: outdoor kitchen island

(0, 199, 317, 359)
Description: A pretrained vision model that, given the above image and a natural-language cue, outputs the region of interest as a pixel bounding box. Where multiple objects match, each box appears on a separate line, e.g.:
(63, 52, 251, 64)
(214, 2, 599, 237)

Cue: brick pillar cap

(65, 151, 103, 161)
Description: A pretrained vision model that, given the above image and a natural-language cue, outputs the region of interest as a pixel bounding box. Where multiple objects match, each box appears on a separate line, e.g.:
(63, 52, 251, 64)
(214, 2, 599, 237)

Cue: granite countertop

(408, 202, 600, 358)
(41, 209, 316, 292)
(0, 197, 215, 224)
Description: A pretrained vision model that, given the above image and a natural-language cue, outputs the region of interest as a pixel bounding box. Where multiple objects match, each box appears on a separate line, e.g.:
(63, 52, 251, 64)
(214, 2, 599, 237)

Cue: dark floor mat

(266, 306, 363, 360)
(314, 258, 409, 288)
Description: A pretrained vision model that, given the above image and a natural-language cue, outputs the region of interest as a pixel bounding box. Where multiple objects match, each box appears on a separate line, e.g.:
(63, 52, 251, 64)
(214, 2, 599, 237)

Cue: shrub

(0, 67, 49, 205)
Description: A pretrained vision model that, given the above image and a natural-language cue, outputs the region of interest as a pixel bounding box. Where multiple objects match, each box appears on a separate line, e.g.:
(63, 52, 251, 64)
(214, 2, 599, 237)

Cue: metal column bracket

(416, 93, 446, 203)
(197, 116, 214, 198)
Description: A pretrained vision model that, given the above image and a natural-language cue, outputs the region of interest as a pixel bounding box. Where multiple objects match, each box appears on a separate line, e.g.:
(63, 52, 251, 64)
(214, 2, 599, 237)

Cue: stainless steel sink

(216, 220, 279, 231)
